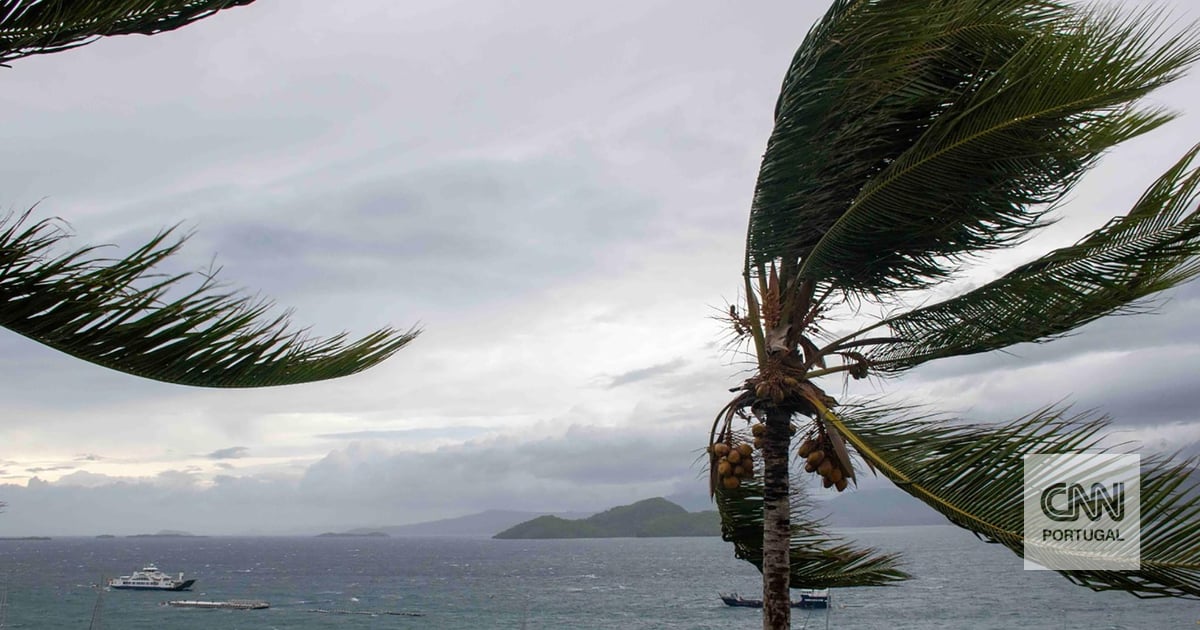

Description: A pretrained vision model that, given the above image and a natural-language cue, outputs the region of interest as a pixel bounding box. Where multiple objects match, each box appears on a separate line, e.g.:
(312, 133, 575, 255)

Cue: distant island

(128, 530, 203, 538)
(494, 498, 719, 539)
(316, 531, 389, 538)
(0, 536, 51, 541)
(342, 509, 594, 538)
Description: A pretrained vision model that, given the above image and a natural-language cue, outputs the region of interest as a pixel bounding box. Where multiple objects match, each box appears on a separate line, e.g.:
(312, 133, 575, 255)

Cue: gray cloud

(606, 358, 688, 388)
(0, 421, 713, 535)
(24, 466, 74, 474)
(206, 447, 250, 460)
(315, 427, 488, 441)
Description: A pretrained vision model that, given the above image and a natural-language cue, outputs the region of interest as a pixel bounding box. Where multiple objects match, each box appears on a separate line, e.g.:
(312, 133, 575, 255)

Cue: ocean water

(0, 525, 1195, 629)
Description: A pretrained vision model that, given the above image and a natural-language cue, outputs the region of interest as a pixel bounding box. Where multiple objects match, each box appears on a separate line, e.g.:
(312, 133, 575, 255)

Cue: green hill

(493, 498, 719, 539)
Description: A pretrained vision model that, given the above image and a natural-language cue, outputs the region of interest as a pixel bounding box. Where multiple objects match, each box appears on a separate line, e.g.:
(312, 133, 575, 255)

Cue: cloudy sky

(1, 0, 1199, 536)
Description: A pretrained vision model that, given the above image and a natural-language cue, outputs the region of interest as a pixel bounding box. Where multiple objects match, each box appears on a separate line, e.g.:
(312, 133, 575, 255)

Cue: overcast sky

(1, 0, 1199, 536)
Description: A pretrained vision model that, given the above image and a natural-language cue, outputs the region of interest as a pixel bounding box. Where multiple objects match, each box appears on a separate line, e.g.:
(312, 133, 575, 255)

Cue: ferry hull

(110, 579, 195, 591)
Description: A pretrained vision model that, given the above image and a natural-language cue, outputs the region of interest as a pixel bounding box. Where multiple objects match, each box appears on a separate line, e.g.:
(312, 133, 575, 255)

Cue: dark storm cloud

(606, 358, 688, 388)
(298, 424, 702, 503)
(183, 153, 658, 311)
(206, 447, 250, 460)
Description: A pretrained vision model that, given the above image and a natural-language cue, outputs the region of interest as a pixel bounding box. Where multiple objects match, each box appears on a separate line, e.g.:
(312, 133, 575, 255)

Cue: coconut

(803, 461, 816, 473)
(751, 423, 766, 437)
(722, 476, 741, 490)
(797, 439, 816, 458)
(717, 461, 732, 477)
(835, 478, 848, 492)
(732, 465, 746, 477)
(737, 443, 753, 458)
(727, 450, 742, 465)
(817, 460, 833, 477)
(828, 467, 843, 484)
(806, 450, 825, 466)
(712, 443, 731, 457)
(822, 477, 833, 488)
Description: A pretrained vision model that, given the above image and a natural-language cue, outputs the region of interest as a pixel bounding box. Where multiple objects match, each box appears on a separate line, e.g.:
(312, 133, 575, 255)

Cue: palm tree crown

(709, 1, 1200, 627)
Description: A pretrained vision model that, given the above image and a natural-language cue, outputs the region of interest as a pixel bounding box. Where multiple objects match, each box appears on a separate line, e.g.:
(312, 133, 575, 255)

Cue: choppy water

(0, 525, 1195, 628)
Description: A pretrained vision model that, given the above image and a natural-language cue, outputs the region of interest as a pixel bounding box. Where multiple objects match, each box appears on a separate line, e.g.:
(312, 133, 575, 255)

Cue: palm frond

(0, 0, 254, 65)
(865, 143, 1200, 372)
(746, 0, 1199, 296)
(715, 475, 908, 588)
(0, 211, 417, 387)
(811, 398, 1200, 598)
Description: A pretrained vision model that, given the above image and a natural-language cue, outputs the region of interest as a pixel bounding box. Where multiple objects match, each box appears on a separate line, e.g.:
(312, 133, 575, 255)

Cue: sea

(0, 525, 1195, 629)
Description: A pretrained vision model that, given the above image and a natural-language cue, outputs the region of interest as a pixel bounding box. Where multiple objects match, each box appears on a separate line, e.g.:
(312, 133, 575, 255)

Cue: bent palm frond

(0, 212, 417, 387)
(716, 476, 908, 587)
(0, 0, 255, 65)
(866, 144, 1200, 372)
(810, 399, 1200, 598)
(747, 0, 1199, 297)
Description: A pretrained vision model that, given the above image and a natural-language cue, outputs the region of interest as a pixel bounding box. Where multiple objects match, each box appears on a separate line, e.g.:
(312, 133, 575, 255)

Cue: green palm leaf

(862, 144, 1200, 372)
(812, 399, 1200, 598)
(748, 0, 1059, 276)
(0, 0, 255, 64)
(0, 212, 417, 387)
(747, 0, 1199, 296)
(715, 476, 908, 588)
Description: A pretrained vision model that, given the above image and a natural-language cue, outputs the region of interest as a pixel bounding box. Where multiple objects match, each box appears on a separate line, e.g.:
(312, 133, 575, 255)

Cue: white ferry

(107, 565, 195, 591)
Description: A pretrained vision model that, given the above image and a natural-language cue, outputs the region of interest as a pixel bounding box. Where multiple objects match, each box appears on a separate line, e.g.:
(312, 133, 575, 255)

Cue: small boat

(107, 565, 195, 591)
(167, 600, 269, 610)
(720, 589, 830, 609)
(797, 588, 830, 608)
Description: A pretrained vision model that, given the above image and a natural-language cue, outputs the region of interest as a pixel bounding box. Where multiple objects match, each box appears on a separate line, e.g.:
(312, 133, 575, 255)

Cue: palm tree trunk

(761, 405, 791, 629)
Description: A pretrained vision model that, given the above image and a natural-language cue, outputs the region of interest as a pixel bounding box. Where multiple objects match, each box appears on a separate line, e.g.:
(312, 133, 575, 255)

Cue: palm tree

(0, 1, 416, 387)
(708, 1, 1200, 627)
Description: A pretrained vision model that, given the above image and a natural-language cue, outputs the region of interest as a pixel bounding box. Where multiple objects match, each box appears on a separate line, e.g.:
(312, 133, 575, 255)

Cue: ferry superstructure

(107, 565, 195, 591)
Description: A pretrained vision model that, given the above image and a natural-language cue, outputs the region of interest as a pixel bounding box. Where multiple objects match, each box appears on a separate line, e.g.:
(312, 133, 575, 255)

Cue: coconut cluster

(798, 435, 849, 492)
(712, 441, 756, 490)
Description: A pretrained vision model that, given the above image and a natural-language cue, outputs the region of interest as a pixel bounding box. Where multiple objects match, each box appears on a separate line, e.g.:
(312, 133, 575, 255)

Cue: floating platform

(167, 599, 269, 610)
